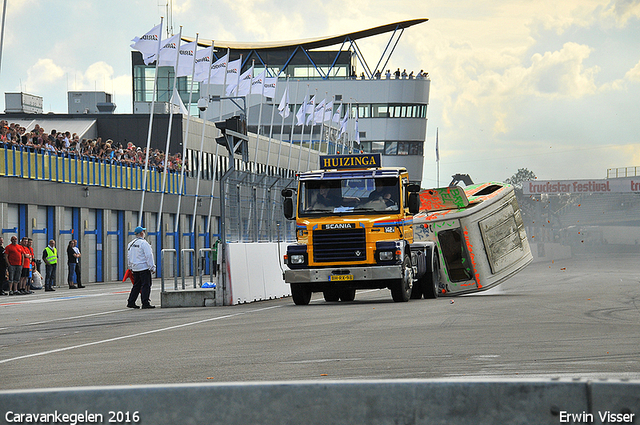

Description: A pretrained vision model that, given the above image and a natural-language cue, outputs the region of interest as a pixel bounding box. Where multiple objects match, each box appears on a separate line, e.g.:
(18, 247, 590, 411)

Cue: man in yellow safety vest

(42, 240, 58, 292)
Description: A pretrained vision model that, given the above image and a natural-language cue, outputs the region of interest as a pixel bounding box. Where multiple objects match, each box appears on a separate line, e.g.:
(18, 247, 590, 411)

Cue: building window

(385, 142, 397, 155)
(371, 141, 384, 153)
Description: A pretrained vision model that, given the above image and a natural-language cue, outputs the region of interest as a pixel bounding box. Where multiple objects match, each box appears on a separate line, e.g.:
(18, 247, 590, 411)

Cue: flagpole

(138, 17, 163, 227)
(266, 75, 281, 174)
(318, 92, 328, 157)
(287, 80, 300, 176)
(254, 66, 266, 167)
(274, 77, 289, 175)
(0, 0, 8, 78)
(306, 89, 317, 171)
(296, 85, 309, 173)
(189, 34, 216, 237)
(173, 33, 201, 234)
(207, 49, 231, 241)
(156, 26, 183, 235)
(436, 127, 440, 187)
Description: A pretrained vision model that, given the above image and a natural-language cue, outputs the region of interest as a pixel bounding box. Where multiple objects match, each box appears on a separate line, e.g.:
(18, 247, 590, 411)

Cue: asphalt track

(1, 252, 639, 390)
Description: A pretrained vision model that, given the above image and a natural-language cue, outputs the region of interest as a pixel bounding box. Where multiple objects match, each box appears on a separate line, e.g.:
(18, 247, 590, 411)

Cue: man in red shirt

(4, 236, 23, 296)
(26, 238, 35, 294)
(18, 237, 32, 295)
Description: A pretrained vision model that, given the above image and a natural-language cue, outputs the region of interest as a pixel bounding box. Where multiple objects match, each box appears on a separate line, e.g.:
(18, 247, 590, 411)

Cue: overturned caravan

(413, 183, 532, 296)
(281, 153, 532, 304)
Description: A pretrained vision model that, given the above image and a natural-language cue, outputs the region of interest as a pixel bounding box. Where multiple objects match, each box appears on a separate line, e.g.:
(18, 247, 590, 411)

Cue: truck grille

(312, 228, 367, 263)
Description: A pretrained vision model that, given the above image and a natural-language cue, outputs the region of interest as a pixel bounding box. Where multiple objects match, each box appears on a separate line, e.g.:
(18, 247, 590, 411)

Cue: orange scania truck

(281, 154, 532, 305)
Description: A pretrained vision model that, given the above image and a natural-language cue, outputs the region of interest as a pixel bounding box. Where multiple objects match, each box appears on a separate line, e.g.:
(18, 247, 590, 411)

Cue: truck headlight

(290, 254, 305, 264)
(379, 251, 395, 261)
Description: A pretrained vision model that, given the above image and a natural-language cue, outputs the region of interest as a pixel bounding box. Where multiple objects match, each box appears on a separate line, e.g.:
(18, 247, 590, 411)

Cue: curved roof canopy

(183, 18, 427, 51)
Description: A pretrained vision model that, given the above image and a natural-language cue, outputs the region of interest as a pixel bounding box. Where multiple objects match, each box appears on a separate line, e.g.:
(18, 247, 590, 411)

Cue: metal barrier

(180, 248, 197, 289)
(160, 249, 178, 291)
(198, 248, 215, 287)
(220, 169, 296, 243)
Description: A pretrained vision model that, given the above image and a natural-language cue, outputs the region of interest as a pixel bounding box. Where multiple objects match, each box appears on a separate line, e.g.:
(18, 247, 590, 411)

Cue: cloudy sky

(1, 0, 639, 186)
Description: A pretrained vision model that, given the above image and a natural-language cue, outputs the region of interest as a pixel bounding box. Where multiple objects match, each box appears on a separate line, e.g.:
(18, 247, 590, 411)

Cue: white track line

(0, 305, 281, 365)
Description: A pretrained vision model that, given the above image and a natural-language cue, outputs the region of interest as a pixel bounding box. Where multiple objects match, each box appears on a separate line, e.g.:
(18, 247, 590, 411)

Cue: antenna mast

(166, 0, 173, 37)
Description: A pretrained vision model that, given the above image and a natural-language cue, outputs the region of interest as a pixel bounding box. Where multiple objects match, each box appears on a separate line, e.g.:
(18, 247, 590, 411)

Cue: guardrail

(0, 144, 180, 194)
(180, 248, 197, 289)
(0, 379, 638, 425)
(160, 249, 178, 291)
(198, 247, 215, 287)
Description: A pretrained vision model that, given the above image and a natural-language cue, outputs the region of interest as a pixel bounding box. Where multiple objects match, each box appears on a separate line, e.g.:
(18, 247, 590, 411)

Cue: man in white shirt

(126, 226, 156, 309)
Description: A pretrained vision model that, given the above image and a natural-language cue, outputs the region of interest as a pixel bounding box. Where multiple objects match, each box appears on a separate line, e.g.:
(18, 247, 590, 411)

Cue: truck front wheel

(391, 255, 413, 302)
(291, 284, 312, 305)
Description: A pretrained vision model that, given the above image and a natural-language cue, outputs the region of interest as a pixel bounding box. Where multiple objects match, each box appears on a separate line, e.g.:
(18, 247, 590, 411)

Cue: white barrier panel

(225, 243, 290, 305)
(1, 379, 638, 425)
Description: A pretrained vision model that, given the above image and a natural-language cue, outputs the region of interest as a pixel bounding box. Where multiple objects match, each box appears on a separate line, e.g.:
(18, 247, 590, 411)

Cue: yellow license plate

(330, 275, 353, 281)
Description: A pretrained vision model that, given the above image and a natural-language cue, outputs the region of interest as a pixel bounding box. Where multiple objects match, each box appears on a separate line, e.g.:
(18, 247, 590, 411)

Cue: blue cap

(134, 226, 146, 234)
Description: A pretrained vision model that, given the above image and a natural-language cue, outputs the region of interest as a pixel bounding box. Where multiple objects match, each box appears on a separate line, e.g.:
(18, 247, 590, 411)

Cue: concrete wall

(1, 379, 638, 425)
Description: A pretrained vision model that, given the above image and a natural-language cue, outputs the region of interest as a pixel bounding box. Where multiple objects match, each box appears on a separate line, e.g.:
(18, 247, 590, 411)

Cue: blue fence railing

(0, 144, 181, 194)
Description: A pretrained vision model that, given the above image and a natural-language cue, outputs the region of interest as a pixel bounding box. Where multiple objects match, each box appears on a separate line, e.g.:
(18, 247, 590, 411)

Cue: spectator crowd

(0, 120, 184, 173)
(0, 236, 84, 296)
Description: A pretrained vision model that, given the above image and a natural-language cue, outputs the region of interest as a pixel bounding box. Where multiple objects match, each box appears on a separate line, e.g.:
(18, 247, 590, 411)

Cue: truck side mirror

(407, 184, 421, 192)
(408, 192, 420, 214)
(281, 188, 294, 198)
(283, 197, 295, 220)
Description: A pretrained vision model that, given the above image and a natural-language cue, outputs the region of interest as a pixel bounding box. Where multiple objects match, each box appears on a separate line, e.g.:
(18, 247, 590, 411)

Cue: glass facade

(133, 64, 200, 109)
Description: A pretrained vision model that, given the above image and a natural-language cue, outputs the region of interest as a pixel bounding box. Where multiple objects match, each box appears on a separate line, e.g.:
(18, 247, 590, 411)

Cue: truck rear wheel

(291, 284, 312, 305)
(323, 289, 340, 302)
(339, 289, 356, 302)
(391, 255, 413, 302)
(423, 251, 441, 299)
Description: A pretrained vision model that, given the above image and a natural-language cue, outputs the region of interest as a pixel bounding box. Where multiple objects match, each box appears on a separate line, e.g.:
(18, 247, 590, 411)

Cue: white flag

(263, 77, 277, 99)
(175, 41, 197, 77)
(323, 101, 334, 122)
(171, 87, 188, 115)
(229, 65, 253, 96)
(223, 58, 243, 94)
(311, 99, 325, 124)
(296, 94, 309, 126)
(196, 52, 228, 84)
(152, 34, 181, 68)
(339, 112, 348, 136)
(305, 96, 316, 114)
(332, 104, 342, 123)
(278, 85, 290, 118)
(131, 24, 161, 65)
(195, 52, 228, 84)
(192, 47, 213, 80)
(250, 69, 266, 95)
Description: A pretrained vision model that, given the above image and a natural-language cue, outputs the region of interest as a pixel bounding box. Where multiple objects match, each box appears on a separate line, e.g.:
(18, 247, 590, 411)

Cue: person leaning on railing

(1, 121, 184, 173)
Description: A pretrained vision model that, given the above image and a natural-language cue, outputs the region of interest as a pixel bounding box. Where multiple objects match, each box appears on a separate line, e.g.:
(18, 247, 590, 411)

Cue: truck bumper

(284, 265, 402, 284)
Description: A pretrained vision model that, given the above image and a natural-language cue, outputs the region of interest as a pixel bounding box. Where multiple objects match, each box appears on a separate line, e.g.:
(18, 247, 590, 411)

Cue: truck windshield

(299, 177, 400, 216)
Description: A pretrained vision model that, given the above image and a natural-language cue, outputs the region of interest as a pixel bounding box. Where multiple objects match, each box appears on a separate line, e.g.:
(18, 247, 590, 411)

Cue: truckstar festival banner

(523, 178, 640, 195)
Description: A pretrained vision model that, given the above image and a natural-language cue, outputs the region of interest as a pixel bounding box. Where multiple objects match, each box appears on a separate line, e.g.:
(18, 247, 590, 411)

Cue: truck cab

(282, 154, 428, 305)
